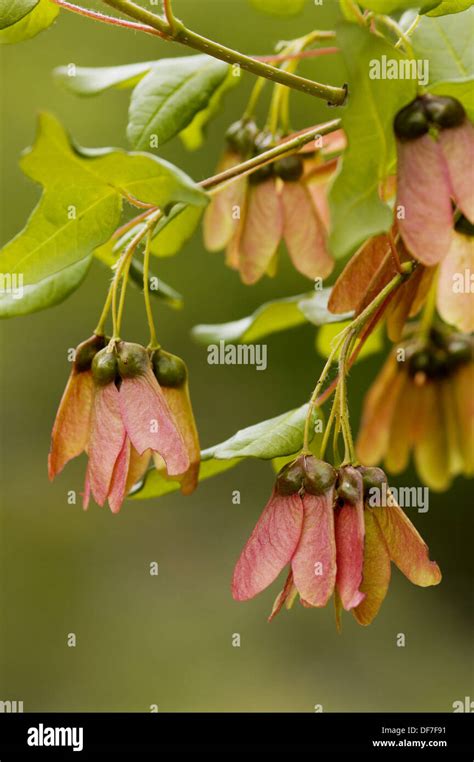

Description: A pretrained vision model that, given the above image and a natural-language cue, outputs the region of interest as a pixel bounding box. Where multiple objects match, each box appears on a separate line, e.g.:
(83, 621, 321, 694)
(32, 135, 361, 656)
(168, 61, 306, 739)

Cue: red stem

(50, 0, 170, 38)
(111, 208, 156, 240)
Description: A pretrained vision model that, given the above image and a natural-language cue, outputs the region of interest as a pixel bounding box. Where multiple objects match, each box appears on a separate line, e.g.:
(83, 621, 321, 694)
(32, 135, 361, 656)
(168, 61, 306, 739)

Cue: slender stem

(243, 76, 267, 120)
(176, 26, 347, 104)
(332, 386, 342, 465)
(319, 392, 338, 460)
(302, 330, 348, 452)
(201, 119, 341, 189)
(163, 0, 177, 34)
(50, 0, 168, 37)
(257, 47, 339, 64)
(378, 15, 414, 57)
(303, 261, 416, 455)
(101, 0, 347, 104)
(122, 191, 157, 210)
(396, 14, 420, 48)
(94, 280, 114, 335)
(143, 230, 159, 349)
(351, 261, 415, 335)
(419, 273, 438, 341)
(345, 0, 367, 25)
(111, 209, 161, 339)
(266, 32, 317, 134)
(314, 296, 392, 410)
(116, 254, 132, 336)
(338, 330, 357, 464)
(112, 208, 158, 241)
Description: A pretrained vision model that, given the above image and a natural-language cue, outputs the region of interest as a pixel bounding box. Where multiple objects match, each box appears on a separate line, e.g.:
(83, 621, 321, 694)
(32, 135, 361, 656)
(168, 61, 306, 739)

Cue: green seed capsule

(336, 467, 362, 505)
(275, 457, 305, 496)
(248, 162, 274, 184)
(360, 466, 387, 498)
(74, 334, 107, 373)
(394, 99, 429, 141)
(303, 456, 337, 496)
(152, 349, 187, 388)
(92, 348, 118, 386)
(254, 131, 275, 153)
(117, 342, 149, 379)
(274, 155, 304, 182)
(225, 119, 259, 155)
(423, 95, 466, 129)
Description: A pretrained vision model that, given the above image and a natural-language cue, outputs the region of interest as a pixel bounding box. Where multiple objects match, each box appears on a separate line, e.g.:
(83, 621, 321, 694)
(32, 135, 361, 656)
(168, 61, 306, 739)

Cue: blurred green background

(0, 0, 472, 712)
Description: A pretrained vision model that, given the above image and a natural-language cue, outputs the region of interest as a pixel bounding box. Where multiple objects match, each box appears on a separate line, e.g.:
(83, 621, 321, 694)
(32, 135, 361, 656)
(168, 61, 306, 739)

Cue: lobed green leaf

(0, 113, 206, 318)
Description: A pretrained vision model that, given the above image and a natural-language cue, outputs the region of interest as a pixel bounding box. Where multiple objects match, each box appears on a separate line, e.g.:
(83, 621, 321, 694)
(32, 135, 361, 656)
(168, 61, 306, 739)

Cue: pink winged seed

(437, 233, 474, 333)
(87, 383, 126, 506)
(335, 495, 366, 610)
(239, 179, 283, 285)
(281, 182, 333, 280)
(232, 490, 304, 601)
(291, 490, 337, 607)
(48, 370, 95, 480)
(396, 135, 453, 265)
(439, 121, 474, 223)
(119, 370, 189, 477)
(107, 437, 131, 514)
(373, 503, 442, 587)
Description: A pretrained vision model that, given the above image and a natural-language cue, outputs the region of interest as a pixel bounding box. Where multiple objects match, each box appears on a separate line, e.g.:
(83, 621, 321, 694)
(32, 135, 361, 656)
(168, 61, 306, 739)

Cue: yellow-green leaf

(0, 0, 58, 44)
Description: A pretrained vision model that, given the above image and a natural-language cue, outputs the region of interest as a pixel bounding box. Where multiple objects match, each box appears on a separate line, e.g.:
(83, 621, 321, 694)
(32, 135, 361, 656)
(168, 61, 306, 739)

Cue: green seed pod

(455, 214, 474, 237)
(92, 348, 118, 386)
(74, 334, 107, 373)
(254, 130, 275, 153)
(225, 119, 259, 155)
(303, 456, 337, 496)
(274, 154, 304, 182)
(336, 467, 362, 505)
(248, 130, 278, 184)
(423, 95, 466, 129)
(152, 349, 187, 388)
(117, 342, 149, 379)
(360, 466, 387, 498)
(394, 99, 429, 141)
(248, 162, 274, 185)
(275, 456, 305, 496)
